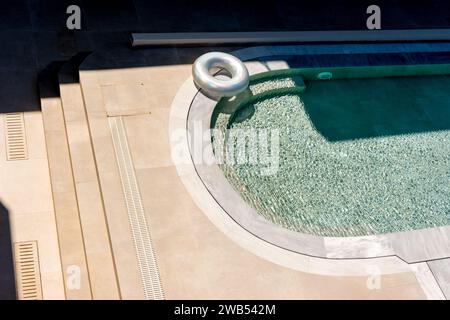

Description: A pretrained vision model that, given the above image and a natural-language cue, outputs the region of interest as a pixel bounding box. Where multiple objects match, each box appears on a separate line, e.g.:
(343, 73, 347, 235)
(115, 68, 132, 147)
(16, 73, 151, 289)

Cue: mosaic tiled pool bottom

(211, 65, 450, 237)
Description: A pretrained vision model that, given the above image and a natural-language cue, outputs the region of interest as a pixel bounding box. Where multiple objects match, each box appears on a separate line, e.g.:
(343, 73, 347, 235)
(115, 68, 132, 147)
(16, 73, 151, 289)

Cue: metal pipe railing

(131, 29, 450, 46)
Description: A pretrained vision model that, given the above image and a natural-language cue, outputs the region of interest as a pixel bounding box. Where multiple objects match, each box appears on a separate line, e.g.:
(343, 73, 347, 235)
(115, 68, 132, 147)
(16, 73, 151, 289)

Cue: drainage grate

(109, 116, 164, 300)
(14, 241, 43, 300)
(4, 113, 28, 161)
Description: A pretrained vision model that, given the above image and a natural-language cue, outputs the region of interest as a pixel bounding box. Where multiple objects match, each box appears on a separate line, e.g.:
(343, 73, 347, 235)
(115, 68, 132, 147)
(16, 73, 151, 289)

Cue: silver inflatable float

(192, 52, 249, 98)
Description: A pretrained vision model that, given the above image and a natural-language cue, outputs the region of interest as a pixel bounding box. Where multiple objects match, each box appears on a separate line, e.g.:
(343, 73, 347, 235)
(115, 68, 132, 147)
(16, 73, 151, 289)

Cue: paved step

(58, 53, 121, 300)
(78, 53, 148, 299)
(38, 62, 92, 300)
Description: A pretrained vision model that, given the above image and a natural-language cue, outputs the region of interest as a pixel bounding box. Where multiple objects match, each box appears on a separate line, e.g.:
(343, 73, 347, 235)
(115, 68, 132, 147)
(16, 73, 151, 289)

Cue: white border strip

(411, 263, 446, 300)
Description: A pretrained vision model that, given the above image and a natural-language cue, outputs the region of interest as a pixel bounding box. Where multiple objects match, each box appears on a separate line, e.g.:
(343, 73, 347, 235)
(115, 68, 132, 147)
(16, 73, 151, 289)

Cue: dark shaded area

(301, 74, 450, 141)
(267, 51, 450, 69)
(58, 51, 91, 84)
(0, 69, 39, 113)
(232, 105, 256, 124)
(37, 61, 66, 98)
(0, 202, 16, 300)
(83, 0, 141, 31)
(3, 0, 450, 33)
(37, 52, 90, 100)
(132, 0, 450, 32)
(77, 45, 244, 72)
(1, 0, 450, 113)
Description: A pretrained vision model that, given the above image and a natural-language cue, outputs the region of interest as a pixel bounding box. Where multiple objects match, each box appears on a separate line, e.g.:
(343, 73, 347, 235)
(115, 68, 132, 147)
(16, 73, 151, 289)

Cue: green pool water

(211, 65, 450, 237)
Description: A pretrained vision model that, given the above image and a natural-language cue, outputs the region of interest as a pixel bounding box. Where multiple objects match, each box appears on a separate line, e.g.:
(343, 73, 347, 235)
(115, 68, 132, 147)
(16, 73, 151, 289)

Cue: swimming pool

(211, 64, 450, 237)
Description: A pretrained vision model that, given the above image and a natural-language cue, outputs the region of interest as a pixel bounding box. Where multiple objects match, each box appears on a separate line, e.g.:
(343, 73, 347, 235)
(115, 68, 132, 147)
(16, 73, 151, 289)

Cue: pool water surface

(211, 66, 450, 237)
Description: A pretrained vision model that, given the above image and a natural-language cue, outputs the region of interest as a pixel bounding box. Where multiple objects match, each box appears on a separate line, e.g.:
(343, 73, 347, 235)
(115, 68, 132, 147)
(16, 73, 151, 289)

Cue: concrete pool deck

(0, 112, 65, 299)
(76, 45, 444, 299)
(82, 53, 422, 299)
(4, 43, 450, 299)
(185, 51, 450, 263)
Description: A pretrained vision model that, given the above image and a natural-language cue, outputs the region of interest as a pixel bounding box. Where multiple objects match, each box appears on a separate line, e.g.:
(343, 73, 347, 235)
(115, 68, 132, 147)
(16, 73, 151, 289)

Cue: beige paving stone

(50, 189, 91, 292)
(0, 159, 54, 215)
(85, 115, 119, 174)
(59, 83, 88, 123)
(79, 81, 106, 114)
(79, 70, 99, 88)
(95, 68, 151, 87)
(381, 271, 421, 288)
(102, 83, 151, 116)
(135, 168, 205, 236)
(64, 120, 98, 183)
(40, 273, 66, 300)
(82, 76, 145, 299)
(1, 112, 65, 300)
(10, 211, 65, 300)
(60, 79, 122, 299)
(41, 98, 66, 132)
(43, 129, 76, 194)
(73, 186, 105, 234)
(23, 112, 48, 160)
(143, 65, 191, 109)
(74, 181, 120, 299)
(123, 111, 172, 169)
(92, 168, 145, 299)
(385, 283, 427, 300)
(81, 82, 144, 299)
(41, 97, 92, 299)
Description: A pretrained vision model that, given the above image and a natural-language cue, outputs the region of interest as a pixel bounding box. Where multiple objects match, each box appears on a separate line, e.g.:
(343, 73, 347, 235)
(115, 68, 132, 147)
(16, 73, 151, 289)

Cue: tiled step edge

(38, 61, 93, 300)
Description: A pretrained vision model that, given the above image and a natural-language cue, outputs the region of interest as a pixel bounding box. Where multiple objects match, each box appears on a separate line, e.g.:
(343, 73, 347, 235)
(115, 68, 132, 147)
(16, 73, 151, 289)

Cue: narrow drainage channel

(109, 116, 164, 300)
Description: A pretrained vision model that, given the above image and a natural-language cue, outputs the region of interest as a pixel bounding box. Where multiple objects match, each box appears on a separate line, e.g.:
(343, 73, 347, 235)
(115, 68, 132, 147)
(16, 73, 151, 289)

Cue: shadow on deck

(0, 201, 16, 300)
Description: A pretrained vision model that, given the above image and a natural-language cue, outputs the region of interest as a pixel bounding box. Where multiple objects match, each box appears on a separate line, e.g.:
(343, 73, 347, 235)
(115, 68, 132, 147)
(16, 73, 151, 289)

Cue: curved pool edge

(168, 44, 450, 299)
